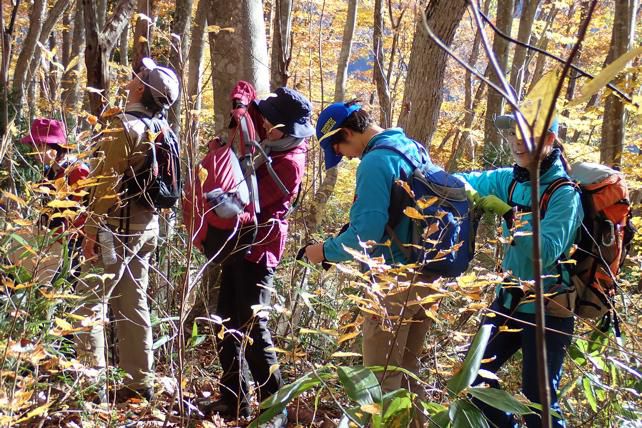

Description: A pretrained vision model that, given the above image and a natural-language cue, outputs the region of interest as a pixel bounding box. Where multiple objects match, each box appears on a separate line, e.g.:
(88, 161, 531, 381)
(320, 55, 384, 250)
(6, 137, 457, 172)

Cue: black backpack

(123, 111, 182, 209)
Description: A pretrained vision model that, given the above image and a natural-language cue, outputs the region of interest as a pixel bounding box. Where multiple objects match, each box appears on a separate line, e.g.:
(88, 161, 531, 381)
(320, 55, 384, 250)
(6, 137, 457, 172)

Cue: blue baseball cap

(494, 114, 559, 136)
(316, 102, 362, 170)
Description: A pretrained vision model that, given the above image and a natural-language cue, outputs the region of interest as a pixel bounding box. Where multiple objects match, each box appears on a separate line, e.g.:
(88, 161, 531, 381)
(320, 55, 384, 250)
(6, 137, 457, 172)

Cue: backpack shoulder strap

(507, 179, 518, 206)
(540, 177, 578, 219)
(368, 140, 429, 171)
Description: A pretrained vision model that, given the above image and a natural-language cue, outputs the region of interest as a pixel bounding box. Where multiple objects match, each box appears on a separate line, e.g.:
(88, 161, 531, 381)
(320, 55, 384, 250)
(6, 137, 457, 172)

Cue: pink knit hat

(20, 118, 67, 146)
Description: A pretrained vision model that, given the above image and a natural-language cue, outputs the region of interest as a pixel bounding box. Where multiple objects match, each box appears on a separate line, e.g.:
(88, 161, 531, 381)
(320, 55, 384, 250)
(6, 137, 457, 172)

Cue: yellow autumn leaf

(337, 330, 360, 344)
(86, 114, 98, 125)
(416, 196, 438, 210)
(360, 403, 381, 414)
(198, 164, 208, 185)
(395, 179, 414, 198)
(331, 351, 362, 358)
(2, 191, 27, 207)
(64, 55, 80, 73)
(499, 325, 523, 333)
(54, 317, 73, 331)
(47, 200, 79, 209)
(403, 206, 424, 220)
(14, 403, 51, 423)
(518, 68, 562, 140)
(138, 35, 148, 43)
(570, 44, 642, 107)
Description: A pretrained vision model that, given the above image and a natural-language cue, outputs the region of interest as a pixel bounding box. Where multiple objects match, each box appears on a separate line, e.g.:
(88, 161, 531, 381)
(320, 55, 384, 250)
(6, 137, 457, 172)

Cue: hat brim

(256, 98, 314, 138)
(20, 134, 63, 146)
(322, 143, 342, 170)
(290, 121, 315, 138)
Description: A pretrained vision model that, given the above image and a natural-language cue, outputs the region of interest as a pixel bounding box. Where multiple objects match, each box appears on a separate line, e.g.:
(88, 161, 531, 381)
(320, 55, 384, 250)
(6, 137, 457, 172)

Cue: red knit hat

(20, 118, 67, 146)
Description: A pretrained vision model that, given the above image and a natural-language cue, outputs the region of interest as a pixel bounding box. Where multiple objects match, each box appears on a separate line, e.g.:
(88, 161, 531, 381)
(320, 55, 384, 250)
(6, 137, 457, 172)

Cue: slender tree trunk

(600, 0, 638, 167)
(373, 0, 391, 127)
(1, 1, 20, 138)
(11, 0, 46, 117)
(132, 0, 158, 72)
(208, 0, 269, 131)
(168, 0, 194, 132)
(306, 0, 359, 232)
(560, 1, 590, 141)
(450, 0, 490, 171)
(62, 2, 85, 129)
(397, 0, 467, 146)
(334, 0, 357, 103)
(528, 8, 558, 91)
(119, 23, 129, 66)
(186, 0, 208, 138)
(482, 0, 514, 167)
(270, 0, 293, 88)
(62, 8, 72, 67)
(25, 0, 70, 103)
(509, 0, 541, 99)
(83, 0, 137, 115)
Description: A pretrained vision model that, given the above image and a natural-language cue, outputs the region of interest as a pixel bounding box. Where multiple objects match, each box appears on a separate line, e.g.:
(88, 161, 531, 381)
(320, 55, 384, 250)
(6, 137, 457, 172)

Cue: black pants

(216, 257, 282, 408)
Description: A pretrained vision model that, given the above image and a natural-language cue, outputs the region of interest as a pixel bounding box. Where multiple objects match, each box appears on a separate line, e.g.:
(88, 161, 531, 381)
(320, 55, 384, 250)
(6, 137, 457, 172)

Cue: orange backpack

(540, 163, 635, 320)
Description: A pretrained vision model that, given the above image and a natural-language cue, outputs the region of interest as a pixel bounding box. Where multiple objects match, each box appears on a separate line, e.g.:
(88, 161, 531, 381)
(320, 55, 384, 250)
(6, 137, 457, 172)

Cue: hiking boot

(257, 408, 288, 428)
(200, 398, 251, 419)
(113, 386, 155, 403)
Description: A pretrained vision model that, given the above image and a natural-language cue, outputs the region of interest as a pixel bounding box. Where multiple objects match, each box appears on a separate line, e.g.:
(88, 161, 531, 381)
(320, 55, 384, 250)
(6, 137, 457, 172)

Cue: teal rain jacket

(323, 128, 421, 265)
(457, 159, 583, 314)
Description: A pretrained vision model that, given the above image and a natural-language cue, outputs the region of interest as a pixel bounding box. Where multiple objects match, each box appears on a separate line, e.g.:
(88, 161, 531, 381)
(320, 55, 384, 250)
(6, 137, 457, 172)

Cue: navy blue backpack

(372, 141, 476, 277)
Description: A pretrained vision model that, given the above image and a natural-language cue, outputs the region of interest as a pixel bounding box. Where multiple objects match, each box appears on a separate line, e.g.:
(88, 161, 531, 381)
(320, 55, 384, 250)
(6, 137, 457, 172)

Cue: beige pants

(74, 224, 158, 388)
(362, 276, 440, 426)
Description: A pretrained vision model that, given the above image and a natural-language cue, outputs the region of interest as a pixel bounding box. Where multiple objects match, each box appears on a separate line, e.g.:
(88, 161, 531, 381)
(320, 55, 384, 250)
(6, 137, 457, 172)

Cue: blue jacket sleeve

(512, 185, 583, 266)
(455, 169, 513, 200)
(323, 154, 395, 262)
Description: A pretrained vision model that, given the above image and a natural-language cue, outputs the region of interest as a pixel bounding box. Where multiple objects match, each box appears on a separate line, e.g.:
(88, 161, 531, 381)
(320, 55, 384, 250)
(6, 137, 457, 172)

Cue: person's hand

(463, 182, 481, 205)
(478, 195, 512, 216)
(83, 231, 98, 262)
(305, 243, 326, 264)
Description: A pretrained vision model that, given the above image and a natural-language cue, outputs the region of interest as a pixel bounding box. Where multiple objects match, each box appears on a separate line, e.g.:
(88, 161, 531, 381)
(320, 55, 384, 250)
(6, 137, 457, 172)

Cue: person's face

(30, 142, 57, 166)
(263, 118, 286, 141)
(331, 129, 363, 160)
(507, 132, 555, 168)
(125, 70, 146, 104)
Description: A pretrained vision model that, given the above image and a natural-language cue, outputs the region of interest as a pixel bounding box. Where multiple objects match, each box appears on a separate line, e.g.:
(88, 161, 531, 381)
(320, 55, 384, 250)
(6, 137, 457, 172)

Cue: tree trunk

(208, 0, 269, 132)
(373, 0, 391, 127)
(270, 0, 293, 88)
(482, 0, 514, 167)
(528, 6, 558, 91)
(119, 23, 129, 66)
(397, 0, 467, 146)
(334, 0, 357, 103)
(132, 0, 158, 72)
(186, 0, 208, 138)
(168, 0, 194, 132)
(62, 2, 85, 129)
(450, 0, 491, 170)
(560, 1, 590, 141)
(62, 8, 72, 67)
(306, 0, 359, 232)
(11, 0, 46, 117)
(83, 0, 137, 115)
(509, 0, 540, 99)
(600, 0, 638, 167)
(1, 1, 20, 137)
(25, 0, 71, 103)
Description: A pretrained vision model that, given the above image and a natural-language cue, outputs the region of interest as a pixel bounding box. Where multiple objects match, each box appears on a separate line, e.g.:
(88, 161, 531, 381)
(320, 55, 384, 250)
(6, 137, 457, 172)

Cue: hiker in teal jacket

(322, 128, 418, 265)
(457, 115, 583, 428)
(304, 101, 439, 426)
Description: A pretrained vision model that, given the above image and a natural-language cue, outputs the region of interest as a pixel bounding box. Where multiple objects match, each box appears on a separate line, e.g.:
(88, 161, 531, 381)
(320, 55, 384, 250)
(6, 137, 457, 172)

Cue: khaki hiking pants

(362, 274, 440, 426)
(74, 223, 158, 389)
